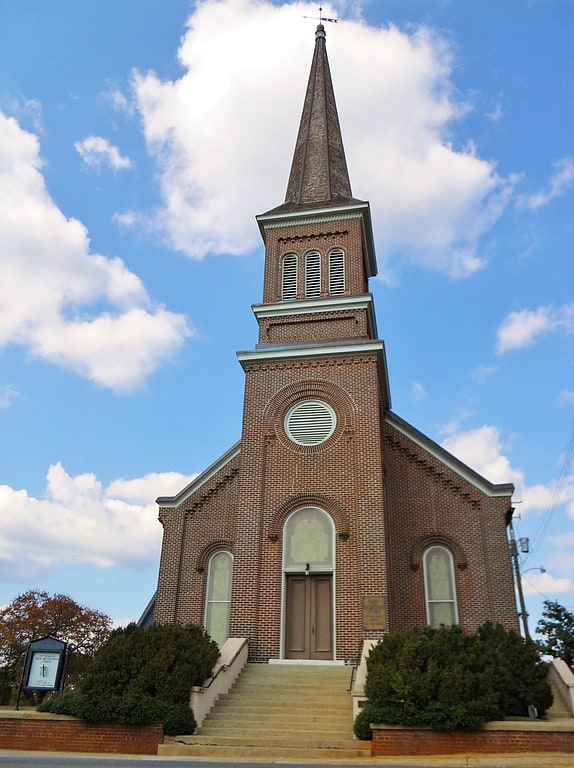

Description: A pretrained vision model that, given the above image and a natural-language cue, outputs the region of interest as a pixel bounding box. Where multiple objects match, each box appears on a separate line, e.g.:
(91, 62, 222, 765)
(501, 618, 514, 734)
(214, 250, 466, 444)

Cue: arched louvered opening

(328, 248, 345, 295)
(281, 253, 298, 300)
(284, 399, 336, 445)
(305, 250, 321, 298)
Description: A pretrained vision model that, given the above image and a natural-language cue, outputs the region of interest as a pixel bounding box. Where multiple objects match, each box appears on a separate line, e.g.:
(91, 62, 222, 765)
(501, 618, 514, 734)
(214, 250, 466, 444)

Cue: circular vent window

(284, 399, 336, 446)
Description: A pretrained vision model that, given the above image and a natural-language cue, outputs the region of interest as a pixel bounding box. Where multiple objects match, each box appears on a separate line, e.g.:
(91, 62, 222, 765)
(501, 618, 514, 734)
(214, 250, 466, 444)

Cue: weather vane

(302, 5, 338, 24)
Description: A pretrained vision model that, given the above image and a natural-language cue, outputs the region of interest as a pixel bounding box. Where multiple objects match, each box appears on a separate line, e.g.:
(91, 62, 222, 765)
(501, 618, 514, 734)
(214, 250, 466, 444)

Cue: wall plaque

(362, 594, 386, 630)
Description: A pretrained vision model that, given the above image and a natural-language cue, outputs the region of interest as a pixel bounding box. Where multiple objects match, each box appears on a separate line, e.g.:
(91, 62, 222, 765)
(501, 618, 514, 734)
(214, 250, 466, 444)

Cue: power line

(525, 418, 574, 563)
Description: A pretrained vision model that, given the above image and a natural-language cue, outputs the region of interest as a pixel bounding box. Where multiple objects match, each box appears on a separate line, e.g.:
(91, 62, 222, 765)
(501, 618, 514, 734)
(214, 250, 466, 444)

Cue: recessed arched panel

(423, 545, 458, 628)
(283, 507, 335, 572)
(204, 550, 233, 647)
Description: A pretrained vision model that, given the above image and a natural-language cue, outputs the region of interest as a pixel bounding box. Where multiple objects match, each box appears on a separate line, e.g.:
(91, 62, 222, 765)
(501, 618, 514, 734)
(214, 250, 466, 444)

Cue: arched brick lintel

(410, 534, 468, 572)
(268, 494, 350, 542)
(195, 539, 234, 573)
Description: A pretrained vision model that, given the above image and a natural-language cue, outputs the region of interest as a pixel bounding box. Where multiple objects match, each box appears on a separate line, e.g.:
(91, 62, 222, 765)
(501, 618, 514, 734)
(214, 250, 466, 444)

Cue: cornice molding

(237, 339, 384, 365)
(253, 294, 374, 319)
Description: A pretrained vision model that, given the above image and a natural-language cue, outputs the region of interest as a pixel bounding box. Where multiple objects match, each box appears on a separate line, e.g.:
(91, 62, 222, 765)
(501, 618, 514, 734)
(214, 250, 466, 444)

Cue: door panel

(285, 574, 333, 659)
(312, 576, 333, 655)
(285, 576, 307, 653)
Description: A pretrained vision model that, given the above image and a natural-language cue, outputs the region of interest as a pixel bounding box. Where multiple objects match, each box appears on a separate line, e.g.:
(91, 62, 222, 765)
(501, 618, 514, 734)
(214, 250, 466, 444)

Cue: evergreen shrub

(39, 622, 219, 735)
(354, 623, 552, 739)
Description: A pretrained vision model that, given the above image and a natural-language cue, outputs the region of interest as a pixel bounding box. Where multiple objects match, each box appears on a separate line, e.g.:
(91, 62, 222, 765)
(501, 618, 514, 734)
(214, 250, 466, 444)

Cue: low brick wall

(0, 711, 163, 755)
(372, 719, 574, 756)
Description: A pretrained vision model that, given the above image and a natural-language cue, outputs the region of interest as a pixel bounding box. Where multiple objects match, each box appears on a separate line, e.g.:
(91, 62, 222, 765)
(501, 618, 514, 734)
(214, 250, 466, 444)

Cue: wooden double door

(284, 574, 333, 660)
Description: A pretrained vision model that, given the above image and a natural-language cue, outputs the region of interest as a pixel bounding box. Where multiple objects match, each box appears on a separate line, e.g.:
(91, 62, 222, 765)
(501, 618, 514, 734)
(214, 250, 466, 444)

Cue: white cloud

(519, 157, 574, 210)
(128, 0, 512, 277)
(409, 381, 427, 402)
(442, 424, 524, 491)
(0, 464, 196, 575)
(521, 569, 572, 597)
(441, 423, 574, 520)
(74, 135, 132, 170)
(471, 363, 498, 383)
(0, 111, 192, 391)
(0, 384, 20, 409)
(495, 303, 574, 354)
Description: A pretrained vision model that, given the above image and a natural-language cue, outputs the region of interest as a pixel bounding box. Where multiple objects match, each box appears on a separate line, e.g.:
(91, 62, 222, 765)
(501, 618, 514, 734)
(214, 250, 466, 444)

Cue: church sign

(15, 636, 69, 709)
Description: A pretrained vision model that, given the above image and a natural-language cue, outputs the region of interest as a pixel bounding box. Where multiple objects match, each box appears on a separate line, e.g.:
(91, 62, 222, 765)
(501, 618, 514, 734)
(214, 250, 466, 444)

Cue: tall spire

(284, 23, 353, 207)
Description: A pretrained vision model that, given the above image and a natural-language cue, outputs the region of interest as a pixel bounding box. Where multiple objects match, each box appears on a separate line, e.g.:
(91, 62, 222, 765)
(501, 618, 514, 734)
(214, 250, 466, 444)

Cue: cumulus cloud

(495, 303, 574, 354)
(0, 464, 196, 576)
(127, 0, 512, 276)
(0, 111, 192, 391)
(442, 424, 524, 491)
(519, 157, 574, 210)
(74, 135, 132, 170)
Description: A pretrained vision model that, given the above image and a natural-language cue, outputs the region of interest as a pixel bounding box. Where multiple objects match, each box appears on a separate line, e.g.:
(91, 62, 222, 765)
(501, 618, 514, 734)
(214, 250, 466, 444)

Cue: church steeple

(256, 21, 379, 311)
(284, 23, 353, 208)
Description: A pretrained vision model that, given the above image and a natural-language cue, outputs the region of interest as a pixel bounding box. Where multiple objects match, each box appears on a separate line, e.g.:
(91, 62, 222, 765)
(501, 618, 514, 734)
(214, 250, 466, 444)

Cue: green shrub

(39, 691, 195, 735)
(39, 622, 218, 735)
(355, 623, 552, 738)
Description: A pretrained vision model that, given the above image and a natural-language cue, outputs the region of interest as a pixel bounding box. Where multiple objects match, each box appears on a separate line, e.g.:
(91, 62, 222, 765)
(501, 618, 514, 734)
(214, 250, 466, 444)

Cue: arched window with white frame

(281, 253, 298, 300)
(305, 250, 321, 298)
(204, 550, 233, 647)
(328, 248, 345, 295)
(423, 545, 458, 628)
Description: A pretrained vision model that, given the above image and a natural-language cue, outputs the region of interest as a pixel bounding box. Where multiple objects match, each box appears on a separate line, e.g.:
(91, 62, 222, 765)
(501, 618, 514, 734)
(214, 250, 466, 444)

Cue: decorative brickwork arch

(409, 534, 468, 572)
(268, 494, 350, 542)
(195, 539, 234, 573)
(265, 379, 356, 453)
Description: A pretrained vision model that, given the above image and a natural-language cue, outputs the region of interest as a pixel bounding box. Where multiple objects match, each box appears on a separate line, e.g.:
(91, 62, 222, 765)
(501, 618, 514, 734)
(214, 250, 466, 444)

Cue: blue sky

(0, 0, 572, 634)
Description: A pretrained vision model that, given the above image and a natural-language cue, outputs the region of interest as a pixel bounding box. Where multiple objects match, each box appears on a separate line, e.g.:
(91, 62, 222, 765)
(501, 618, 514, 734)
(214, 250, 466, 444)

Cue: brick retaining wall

(0, 711, 163, 755)
(372, 720, 574, 756)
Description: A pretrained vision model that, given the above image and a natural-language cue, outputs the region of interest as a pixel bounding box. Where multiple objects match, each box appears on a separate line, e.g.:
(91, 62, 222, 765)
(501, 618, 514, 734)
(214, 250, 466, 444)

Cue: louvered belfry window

(282, 253, 298, 300)
(328, 248, 345, 295)
(284, 399, 336, 446)
(305, 250, 321, 298)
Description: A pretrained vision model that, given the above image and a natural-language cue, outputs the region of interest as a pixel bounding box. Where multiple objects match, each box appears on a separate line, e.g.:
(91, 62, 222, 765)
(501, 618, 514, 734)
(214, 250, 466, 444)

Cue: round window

(284, 399, 336, 446)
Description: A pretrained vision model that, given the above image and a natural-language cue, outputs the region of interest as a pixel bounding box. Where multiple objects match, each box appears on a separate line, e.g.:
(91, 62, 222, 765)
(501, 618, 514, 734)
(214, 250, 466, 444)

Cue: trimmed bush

(355, 623, 552, 739)
(40, 691, 195, 735)
(40, 622, 219, 735)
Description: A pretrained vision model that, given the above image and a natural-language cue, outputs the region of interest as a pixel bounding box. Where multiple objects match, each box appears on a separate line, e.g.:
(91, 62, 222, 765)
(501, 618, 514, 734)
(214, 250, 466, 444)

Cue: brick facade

(152, 24, 519, 662)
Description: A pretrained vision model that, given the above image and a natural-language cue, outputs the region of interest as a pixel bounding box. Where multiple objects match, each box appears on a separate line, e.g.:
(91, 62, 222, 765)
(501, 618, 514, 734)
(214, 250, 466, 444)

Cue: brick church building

(151, 23, 519, 663)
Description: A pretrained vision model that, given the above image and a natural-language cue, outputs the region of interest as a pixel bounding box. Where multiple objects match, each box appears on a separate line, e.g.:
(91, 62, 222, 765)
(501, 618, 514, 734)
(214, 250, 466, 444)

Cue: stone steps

(159, 662, 370, 760)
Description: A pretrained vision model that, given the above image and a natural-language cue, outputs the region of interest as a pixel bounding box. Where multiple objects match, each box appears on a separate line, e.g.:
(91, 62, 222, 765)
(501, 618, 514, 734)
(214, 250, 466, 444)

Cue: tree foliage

(536, 599, 574, 668)
(40, 622, 220, 735)
(354, 623, 552, 739)
(0, 589, 112, 703)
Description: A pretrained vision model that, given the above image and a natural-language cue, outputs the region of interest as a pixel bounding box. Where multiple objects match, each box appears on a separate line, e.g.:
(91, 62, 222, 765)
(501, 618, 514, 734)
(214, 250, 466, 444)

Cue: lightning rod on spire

(302, 5, 338, 24)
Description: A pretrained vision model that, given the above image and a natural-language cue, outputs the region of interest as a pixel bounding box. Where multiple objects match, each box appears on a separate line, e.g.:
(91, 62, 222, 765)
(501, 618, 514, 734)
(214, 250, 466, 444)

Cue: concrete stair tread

(168, 661, 361, 760)
(160, 743, 371, 759)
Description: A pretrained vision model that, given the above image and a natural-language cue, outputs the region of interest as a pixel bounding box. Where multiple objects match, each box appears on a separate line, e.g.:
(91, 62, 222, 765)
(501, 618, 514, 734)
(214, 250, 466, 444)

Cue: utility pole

(508, 509, 530, 639)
